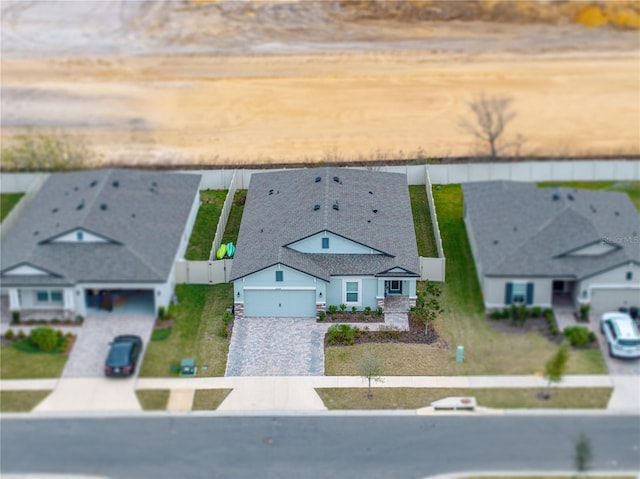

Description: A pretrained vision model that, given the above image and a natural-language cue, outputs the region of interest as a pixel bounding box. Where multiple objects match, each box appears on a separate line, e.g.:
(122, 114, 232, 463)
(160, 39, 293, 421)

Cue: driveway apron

(62, 315, 155, 378)
(226, 318, 326, 376)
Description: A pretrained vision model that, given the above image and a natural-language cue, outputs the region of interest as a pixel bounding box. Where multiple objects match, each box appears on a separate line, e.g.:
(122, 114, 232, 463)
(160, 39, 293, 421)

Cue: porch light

(319, 292, 323, 298)
(237, 292, 240, 297)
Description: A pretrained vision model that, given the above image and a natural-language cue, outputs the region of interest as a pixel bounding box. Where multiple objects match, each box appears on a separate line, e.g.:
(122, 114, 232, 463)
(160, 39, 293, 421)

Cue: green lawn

(538, 181, 640, 211)
(184, 190, 227, 260)
(0, 390, 51, 412)
(1, 193, 24, 221)
(325, 184, 607, 376)
(221, 190, 246, 246)
(136, 390, 170, 411)
(139, 284, 233, 377)
(408, 185, 438, 257)
(1, 345, 68, 379)
(192, 389, 233, 410)
(316, 387, 612, 410)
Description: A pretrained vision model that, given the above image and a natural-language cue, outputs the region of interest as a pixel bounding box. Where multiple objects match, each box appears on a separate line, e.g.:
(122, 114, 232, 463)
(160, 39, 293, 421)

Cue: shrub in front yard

(318, 311, 326, 321)
(579, 304, 590, 321)
(29, 327, 60, 352)
(489, 309, 502, 320)
(376, 307, 383, 317)
(327, 324, 360, 346)
(328, 305, 338, 314)
(4, 329, 15, 341)
(545, 310, 558, 336)
(364, 306, 371, 316)
(530, 306, 542, 318)
(509, 304, 528, 325)
(564, 326, 596, 348)
(339, 304, 347, 312)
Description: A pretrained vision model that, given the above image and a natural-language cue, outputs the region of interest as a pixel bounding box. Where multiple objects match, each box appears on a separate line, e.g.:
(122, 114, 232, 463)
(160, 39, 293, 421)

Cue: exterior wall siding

(577, 263, 640, 309)
(483, 277, 553, 308)
(288, 231, 381, 254)
(326, 276, 379, 311)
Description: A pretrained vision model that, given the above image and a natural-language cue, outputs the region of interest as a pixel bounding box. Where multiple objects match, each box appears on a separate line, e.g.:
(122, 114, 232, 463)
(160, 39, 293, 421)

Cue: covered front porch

(376, 278, 417, 313)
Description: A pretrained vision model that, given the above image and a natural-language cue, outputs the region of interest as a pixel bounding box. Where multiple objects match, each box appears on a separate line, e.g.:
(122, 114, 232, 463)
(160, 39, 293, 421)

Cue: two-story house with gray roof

(1, 169, 201, 318)
(230, 167, 420, 319)
(463, 181, 640, 315)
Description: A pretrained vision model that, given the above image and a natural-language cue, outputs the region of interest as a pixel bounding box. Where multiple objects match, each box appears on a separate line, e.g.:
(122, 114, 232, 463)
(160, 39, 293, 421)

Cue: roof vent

(369, 191, 373, 195)
(52, 208, 58, 214)
(614, 211, 620, 216)
(552, 194, 560, 201)
(314, 204, 320, 211)
(367, 220, 371, 223)
(100, 203, 108, 211)
(76, 201, 85, 211)
(90, 180, 98, 187)
(131, 213, 136, 218)
(372, 208, 378, 214)
(513, 226, 518, 232)
(152, 181, 158, 187)
(268, 189, 274, 195)
(333, 176, 340, 183)
(333, 201, 339, 211)
(567, 194, 574, 201)
(590, 205, 597, 213)
(315, 176, 321, 183)
(112, 181, 119, 188)
(74, 186, 79, 191)
(33, 231, 39, 236)
(493, 240, 499, 245)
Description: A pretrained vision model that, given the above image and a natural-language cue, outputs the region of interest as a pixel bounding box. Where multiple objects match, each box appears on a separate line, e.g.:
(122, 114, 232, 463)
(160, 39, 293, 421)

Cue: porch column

(64, 289, 75, 311)
(8, 289, 20, 310)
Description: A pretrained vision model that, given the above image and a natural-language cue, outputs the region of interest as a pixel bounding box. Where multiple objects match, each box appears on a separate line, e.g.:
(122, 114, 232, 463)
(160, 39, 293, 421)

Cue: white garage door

(244, 290, 316, 318)
(590, 287, 640, 315)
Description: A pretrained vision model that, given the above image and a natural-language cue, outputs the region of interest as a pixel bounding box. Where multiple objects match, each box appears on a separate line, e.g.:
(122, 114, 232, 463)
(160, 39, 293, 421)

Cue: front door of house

(388, 280, 402, 295)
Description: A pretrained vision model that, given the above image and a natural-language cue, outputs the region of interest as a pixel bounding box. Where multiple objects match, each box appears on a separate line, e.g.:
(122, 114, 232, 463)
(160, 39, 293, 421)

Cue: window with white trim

(51, 291, 63, 303)
(36, 290, 49, 302)
(344, 280, 361, 306)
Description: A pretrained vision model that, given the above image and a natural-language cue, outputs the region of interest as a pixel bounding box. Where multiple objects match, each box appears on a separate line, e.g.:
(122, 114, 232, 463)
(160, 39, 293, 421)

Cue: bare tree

(359, 348, 384, 399)
(459, 93, 516, 161)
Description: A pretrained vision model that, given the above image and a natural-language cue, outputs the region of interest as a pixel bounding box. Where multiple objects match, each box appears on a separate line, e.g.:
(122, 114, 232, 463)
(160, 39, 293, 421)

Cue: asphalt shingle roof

(462, 181, 640, 278)
(230, 167, 420, 281)
(1, 169, 201, 286)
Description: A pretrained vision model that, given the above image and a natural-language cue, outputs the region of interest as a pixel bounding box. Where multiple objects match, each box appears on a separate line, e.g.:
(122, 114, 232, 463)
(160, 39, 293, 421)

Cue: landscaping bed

(324, 312, 443, 347)
(319, 309, 384, 323)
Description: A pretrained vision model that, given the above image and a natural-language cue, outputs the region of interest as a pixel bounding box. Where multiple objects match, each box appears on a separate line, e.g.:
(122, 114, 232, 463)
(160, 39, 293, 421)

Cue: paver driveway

(62, 315, 155, 378)
(225, 318, 327, 376)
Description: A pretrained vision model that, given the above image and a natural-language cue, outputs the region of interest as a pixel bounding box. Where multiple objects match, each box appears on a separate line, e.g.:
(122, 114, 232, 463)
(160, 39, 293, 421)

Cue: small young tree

(574, 433, 593, 476)
(458, 92, 516, 161)
(542, 342, 569, 398)
(359, 348, 384, 399)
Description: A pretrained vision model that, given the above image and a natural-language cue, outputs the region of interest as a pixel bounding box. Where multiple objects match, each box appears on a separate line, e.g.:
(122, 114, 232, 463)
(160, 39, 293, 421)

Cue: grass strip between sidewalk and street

(192, 389, 233, 410)
(139, 284, 233, 378)
(0, 390, 51, 412)
(315, 387, 613, 410)
(136, 390, 170, 411)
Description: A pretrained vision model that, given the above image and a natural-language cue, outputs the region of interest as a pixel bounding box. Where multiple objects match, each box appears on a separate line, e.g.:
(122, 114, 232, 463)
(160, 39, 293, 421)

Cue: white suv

(600, 312, 640, 359)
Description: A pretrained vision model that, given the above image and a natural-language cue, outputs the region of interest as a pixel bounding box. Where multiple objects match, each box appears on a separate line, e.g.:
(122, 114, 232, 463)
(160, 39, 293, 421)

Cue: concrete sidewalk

(2, 374, 631, 413)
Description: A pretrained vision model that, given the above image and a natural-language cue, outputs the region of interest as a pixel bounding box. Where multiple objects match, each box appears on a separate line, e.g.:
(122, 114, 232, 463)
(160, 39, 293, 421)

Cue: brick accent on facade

(409, 296, 417, 308)
(316, 302, 326, 315)
(376, 297, 385, 312)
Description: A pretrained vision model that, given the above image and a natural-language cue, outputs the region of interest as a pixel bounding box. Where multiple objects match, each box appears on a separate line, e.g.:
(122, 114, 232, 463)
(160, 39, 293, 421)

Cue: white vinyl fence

(3, 160, 638, 285)
(174, 259, 233, 284)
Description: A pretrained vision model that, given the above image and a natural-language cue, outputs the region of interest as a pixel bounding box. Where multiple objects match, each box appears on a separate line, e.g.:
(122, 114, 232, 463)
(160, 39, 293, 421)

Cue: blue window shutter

(505, 283, 513, 305)
(526, 282, 534, 305)
(275, 271, 283, 282)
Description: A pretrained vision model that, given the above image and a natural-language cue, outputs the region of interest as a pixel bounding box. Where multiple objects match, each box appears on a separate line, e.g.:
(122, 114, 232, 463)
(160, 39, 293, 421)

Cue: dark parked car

(104, 335, 143, 377)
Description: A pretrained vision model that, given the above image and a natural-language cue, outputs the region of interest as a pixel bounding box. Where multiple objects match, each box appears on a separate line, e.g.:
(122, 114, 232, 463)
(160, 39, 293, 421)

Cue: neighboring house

(1, 169, 201, 317)
(230, 167, 420, 319)
(463, 181, 640, 314)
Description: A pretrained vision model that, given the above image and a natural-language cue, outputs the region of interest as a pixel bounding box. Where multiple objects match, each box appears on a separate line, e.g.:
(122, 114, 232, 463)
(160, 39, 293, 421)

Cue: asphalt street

(1, 414, 639, 478)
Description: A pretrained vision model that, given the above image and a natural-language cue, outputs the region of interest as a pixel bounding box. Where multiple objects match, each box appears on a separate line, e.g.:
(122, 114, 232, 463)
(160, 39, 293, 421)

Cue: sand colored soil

(1, 0, 638, 166)
(2, 50, 638, 167)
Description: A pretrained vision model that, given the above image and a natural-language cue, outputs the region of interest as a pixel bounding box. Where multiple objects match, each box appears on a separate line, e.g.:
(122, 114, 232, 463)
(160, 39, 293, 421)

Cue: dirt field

(1, 1, 639, 166)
